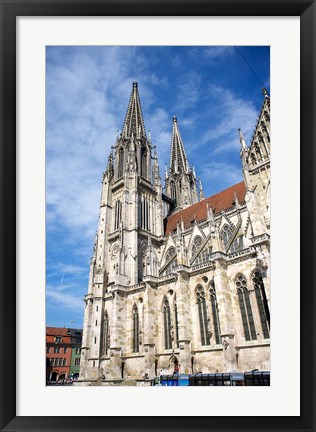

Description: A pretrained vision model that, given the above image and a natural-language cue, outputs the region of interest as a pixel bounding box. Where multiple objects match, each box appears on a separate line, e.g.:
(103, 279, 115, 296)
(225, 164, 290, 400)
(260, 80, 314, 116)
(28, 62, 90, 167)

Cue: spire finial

(262, 87, 269, 98)
(164, 164, 169, 180)
(238, 128, 248, 151)
(133, 82, 138, 89)
(173, 115, 177, 123)
(199, 178, 205, 200)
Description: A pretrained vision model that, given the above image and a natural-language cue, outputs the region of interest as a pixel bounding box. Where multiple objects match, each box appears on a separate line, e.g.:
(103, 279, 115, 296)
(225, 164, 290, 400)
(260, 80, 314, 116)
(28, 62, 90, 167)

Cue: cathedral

(77, 82, 270, 385)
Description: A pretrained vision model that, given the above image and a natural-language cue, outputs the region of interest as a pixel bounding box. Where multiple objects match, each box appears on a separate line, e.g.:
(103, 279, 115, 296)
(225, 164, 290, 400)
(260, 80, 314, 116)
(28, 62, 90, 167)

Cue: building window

(75, 358, 80, 366)
(64, 348, 67, 354)
(174, 300, 179, 348)
(196, 285, 210, 346)
(163, 297, 172, 350)
(209, 281, 221, 345)
(63, 358, 67, 366)
(236, 274, 257, 341)
(252, 270, 270, 339)
(132, 304, 139, 353)
(220, 224, 232, 249)
(114, 200, 122, 230)
(46, 346, 50, 353)
(140, 197, 150, 231)
(118, 147, 124, 178)
(54, 347, 60, 353)
(103, 312, 109, 355)
(170, 181, 176, 204)
(55, 336, 62, 343)
(191, 235, 202, 257)
(164, 247, 177, 276)
(141, 147, 148, 179)
(76, 348, 80, 354)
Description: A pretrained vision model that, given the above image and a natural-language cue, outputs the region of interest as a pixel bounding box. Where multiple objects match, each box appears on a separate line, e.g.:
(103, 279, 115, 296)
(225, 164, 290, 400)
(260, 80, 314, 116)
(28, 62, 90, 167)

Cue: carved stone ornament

(222, 337, 229, 350)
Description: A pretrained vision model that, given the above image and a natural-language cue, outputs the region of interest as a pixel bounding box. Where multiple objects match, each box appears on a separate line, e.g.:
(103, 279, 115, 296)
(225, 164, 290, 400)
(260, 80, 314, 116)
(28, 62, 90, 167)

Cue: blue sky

(46, 46, 270, 328)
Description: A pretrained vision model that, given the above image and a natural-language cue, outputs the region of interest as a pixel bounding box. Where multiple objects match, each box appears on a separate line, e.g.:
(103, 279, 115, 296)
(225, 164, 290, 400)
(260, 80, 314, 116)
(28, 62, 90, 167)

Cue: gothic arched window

(220, 224, 233, 249)
(163, 297, 172, 350)
(103, 311, 109, 355)
(118, 147, 124, 178)
(191, 236, 202, 258)
(132, 304, 139, 353)
(221, 224, 242, 253)
(174, 299, 179, 348)
(164, 247, 177, 276)
(209, 282, 221, 345)
(236, 274, 257, 341)
(196, 285, 210, 346)
(114, 200, 122, 230)
(141, 147, 148, 179)
(170, 181, 176, 204)
(252, 270, 270, 339)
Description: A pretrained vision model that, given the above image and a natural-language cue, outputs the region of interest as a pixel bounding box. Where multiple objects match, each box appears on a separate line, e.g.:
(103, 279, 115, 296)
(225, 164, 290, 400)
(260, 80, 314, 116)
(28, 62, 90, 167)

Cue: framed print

(1, 1, 315, 432)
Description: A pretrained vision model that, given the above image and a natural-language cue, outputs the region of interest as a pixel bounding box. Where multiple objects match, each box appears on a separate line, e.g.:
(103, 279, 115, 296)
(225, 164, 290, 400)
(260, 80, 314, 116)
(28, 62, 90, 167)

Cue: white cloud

(46, 288, 84, 310)
(201, 161, 243, 188)
(201, 85, 258, 154)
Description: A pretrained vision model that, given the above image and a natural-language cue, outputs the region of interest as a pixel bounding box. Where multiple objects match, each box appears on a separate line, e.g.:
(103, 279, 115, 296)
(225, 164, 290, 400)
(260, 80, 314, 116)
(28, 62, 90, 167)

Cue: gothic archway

(169, 354, 179, 373)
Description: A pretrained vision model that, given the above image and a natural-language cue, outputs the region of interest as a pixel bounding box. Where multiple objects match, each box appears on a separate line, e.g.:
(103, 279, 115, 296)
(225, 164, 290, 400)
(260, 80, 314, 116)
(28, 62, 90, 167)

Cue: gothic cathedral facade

(78, 82, 270, 384)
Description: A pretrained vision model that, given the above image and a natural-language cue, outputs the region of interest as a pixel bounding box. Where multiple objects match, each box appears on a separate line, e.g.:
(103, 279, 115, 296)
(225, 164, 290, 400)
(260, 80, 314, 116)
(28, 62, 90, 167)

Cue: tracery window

(140, 196, 150, 231)
(118, 147, 124, 178)
(141, 147, 148, 179)
(164, 247, 177, 276)
(114, 200, 122, 230)
(103, 311, 109, 355)
(252, 270, 270, 339)
(236, 274, 257, 341)
(191, 236, 202, 257)
(209, 282, 221, 345)
(196, 285, 210, 346)
(170, 181, 176, 204)
(220, 224, 242, 253)
(132, 304, 139, 353)
(174, 300, 180, 348)
(163, 297, 172, 350)
(220, 225, 233, 249)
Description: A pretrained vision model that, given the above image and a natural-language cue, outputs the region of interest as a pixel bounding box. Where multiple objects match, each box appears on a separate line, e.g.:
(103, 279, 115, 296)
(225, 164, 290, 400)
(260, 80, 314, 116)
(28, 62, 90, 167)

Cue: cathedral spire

(169, 116, 190, 175)
(122, 82, 146, 138)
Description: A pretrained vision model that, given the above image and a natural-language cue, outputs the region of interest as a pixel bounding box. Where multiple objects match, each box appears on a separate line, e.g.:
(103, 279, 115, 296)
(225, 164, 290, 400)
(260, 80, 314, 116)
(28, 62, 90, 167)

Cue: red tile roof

(164, 181, 246, 235)
(46, 327, 72, 336)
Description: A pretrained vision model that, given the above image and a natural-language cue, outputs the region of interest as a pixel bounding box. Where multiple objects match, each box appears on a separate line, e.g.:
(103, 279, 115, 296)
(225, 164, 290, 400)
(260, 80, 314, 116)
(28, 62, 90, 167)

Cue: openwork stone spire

(122, 82, 146, 138)
(169, 116, 189, 175)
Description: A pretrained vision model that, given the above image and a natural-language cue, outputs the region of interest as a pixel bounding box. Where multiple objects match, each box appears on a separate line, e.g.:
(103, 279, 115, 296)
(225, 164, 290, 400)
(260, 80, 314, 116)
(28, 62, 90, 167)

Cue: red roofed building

(46, 327, 81, 383)
(77, 83, 271, 386)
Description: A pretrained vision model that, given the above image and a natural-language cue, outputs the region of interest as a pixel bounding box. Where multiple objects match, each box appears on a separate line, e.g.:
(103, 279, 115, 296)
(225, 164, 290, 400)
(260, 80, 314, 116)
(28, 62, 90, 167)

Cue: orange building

(46, 327, 73, 382)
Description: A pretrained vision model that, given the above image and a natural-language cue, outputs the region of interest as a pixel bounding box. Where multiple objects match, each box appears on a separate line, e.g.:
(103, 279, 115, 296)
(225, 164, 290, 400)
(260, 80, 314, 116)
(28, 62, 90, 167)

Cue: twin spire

(121, 82, 191, 178)
(169, 116, 190, 175)
(122, 82, 146, 138)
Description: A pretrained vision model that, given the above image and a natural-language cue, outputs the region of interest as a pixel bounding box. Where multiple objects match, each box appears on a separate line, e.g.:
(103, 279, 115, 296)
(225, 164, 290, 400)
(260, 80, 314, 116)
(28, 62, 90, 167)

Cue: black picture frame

(1, 1, 315, 431)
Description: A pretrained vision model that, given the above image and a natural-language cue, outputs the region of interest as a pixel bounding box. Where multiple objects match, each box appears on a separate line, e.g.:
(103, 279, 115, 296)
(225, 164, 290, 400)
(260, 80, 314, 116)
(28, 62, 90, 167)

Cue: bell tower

(104, 82, 163, 286)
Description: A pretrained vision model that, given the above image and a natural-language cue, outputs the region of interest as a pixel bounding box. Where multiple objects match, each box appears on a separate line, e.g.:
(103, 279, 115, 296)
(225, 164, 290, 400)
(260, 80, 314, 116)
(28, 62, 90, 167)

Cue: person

(143, 372, 149, 380)
(159, 369, 164, 376)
